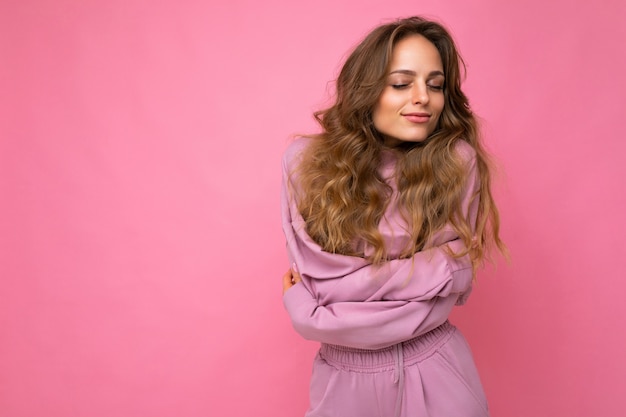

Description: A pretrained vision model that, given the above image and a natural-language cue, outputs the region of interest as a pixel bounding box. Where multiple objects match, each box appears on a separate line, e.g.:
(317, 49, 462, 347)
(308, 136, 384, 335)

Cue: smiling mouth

(402, 113, 431, 123)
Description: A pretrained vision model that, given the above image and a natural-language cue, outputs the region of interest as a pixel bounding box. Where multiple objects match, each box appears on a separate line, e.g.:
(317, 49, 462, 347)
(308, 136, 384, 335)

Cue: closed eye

(391, 84, 410, 89)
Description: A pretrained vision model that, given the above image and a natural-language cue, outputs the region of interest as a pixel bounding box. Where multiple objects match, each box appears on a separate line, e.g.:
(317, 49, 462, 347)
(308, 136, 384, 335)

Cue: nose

(412, 84, 429, 105)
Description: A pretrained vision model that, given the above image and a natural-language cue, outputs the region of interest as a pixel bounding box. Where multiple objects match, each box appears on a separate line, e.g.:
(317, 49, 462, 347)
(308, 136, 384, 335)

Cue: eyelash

(391, 84, 444, 91)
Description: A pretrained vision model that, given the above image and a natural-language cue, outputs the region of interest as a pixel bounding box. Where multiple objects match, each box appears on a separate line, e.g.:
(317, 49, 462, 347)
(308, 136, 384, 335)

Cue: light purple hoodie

(282, 137, 479, 350)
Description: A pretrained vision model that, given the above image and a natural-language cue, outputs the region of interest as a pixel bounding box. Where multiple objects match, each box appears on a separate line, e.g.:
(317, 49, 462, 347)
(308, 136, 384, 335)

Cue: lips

(402, 112, 431, 123)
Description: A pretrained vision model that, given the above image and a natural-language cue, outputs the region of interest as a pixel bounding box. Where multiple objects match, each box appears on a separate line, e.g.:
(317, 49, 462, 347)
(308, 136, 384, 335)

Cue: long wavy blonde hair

(296, 16, 506, 268)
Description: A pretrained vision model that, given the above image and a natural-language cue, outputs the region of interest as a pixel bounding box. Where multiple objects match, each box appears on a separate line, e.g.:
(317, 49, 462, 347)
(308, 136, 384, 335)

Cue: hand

(282, 264, 302, 295)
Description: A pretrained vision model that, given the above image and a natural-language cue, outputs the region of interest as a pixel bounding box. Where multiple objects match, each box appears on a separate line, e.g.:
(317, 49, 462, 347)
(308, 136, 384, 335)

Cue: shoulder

(453, 140, 480, 191)
(282, 137, 313, 170)
(452, 139, 477, 163)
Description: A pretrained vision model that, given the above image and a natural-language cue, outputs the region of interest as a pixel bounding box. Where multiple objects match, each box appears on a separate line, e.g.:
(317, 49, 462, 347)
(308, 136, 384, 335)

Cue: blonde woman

(281, 16, 506, 417)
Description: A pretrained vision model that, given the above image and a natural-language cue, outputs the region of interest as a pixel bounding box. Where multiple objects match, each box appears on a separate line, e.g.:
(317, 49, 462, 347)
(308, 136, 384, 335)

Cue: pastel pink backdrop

(1, 0, 625, 416)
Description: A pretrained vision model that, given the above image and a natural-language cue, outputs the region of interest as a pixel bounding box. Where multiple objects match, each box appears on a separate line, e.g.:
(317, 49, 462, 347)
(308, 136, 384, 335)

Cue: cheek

(373, 93, 397, 121)
(384, 92, 404, 110)
(372, 100, 388, 128)
(433, 99, 445, 121)
(372, 105, 382, 128)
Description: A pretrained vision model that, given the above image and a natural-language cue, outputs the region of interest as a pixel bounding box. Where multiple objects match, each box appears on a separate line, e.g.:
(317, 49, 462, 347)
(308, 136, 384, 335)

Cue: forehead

(389, 34, 443, 72)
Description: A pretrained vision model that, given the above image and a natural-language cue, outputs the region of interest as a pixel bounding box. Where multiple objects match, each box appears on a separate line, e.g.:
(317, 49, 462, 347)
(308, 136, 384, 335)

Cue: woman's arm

(280, 139, 479, 349)
(309, 238, 473, 305)
(282, 140, 479, 304)
(283, 278, 461, 349)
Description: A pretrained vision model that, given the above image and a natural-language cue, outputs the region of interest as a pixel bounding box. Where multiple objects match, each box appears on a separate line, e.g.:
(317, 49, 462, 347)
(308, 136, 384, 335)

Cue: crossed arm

(280, 139, 479, 349)
(281, 240, 473, 349)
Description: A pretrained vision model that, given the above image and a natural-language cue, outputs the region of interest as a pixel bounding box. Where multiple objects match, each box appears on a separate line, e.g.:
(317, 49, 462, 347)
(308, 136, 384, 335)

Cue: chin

(399, 133, 430, 143)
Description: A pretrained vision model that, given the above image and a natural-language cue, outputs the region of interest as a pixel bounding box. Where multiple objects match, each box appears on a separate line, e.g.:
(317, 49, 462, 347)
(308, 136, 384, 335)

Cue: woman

(281, 16, 506, 417)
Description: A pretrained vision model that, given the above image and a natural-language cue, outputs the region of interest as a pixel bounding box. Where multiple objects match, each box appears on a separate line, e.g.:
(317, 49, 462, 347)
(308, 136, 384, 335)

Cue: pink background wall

(1, 0, 625, 416)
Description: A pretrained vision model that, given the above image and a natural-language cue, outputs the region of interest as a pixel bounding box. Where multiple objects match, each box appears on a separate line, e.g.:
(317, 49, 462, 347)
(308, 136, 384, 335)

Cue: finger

(291, 263, 302, 284)
(282, 270, 294, 293)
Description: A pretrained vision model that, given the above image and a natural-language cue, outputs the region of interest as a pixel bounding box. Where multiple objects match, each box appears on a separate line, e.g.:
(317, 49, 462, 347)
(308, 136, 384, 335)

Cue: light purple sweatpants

(305, 322, 490, 417)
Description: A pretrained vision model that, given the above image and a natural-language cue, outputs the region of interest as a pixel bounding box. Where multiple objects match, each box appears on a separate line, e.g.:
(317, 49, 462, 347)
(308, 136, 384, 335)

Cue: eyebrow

(389, 69, 445, 77)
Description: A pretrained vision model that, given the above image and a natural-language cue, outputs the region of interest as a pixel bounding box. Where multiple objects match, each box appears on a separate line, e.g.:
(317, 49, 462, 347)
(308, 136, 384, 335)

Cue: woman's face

(373, 35, 445, 147)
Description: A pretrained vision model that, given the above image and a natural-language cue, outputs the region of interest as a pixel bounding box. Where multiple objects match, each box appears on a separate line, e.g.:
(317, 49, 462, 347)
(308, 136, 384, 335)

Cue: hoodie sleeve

(281, 139, 480, 349)
(283, 283, 458, 349)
